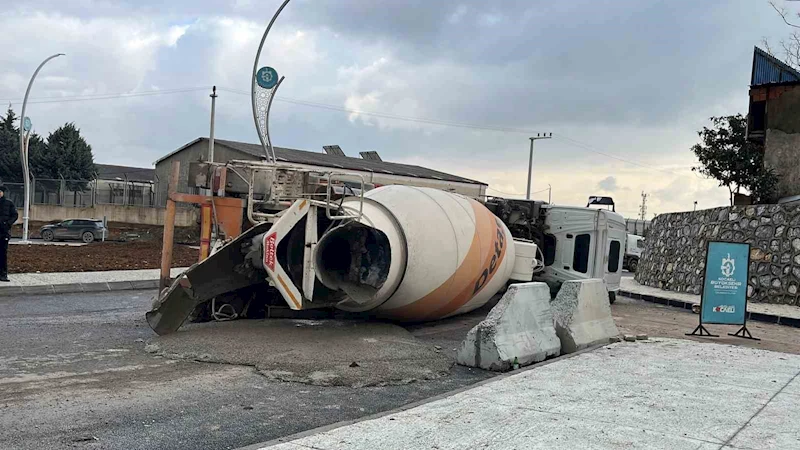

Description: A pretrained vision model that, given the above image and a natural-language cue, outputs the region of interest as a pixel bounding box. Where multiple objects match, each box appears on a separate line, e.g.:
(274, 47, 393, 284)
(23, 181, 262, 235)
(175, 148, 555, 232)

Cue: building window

(543, 234, 556, 266)
(608, 240, 621, 273)
(573, 234, 591, 273)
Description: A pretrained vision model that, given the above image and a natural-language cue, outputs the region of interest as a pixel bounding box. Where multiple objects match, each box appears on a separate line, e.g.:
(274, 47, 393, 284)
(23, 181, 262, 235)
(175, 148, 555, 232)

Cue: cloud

(0, 0, 783, 216)
(597, 176, 619, 192)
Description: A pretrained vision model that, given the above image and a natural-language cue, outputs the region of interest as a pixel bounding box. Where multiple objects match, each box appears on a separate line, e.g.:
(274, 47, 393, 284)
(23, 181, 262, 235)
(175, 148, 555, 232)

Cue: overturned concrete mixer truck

(146, 162, 626, 335)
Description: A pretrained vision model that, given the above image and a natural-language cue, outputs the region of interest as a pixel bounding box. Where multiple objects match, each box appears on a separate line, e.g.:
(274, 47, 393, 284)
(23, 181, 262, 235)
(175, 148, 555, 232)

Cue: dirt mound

(9, 241, 198, 273)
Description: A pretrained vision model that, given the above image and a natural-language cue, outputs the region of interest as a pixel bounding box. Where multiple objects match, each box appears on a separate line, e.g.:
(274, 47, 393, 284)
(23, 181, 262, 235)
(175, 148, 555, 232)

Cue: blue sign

(256, 66, 278, 89)
(701, 241, 750, 325)
(23, 116, 31, 132)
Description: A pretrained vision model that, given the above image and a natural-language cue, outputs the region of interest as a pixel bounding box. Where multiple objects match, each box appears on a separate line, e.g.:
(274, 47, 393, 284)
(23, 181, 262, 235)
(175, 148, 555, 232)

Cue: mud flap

(146, 222, 273, 335)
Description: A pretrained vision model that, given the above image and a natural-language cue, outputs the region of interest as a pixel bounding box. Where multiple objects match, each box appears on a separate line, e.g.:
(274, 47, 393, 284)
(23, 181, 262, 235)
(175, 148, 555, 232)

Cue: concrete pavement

(0, 267, 188, 296)
(259, 338, 800, 450)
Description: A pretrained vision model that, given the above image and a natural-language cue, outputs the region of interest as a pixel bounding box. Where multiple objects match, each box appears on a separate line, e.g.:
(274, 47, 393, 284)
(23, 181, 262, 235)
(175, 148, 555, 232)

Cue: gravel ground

(8, 241, 198, 273)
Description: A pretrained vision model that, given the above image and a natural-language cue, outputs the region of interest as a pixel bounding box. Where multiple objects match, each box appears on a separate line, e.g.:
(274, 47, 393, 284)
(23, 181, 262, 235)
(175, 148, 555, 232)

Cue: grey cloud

(597, 176, 618, 192)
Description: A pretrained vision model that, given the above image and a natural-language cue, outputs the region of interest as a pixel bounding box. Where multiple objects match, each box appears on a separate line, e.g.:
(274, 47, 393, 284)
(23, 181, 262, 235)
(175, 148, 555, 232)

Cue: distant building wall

(154, 141, 487, 203)
(16, 204, 198, 227)
(750, 84, 800, 200)
(765, 129, 800, 199)
(635, 204, 800, 306)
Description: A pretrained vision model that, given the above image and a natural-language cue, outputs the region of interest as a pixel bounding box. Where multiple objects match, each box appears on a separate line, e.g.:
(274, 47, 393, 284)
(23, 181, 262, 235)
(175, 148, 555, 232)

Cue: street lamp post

(19, 53, 64, 243)
(525, 133, 552, 200)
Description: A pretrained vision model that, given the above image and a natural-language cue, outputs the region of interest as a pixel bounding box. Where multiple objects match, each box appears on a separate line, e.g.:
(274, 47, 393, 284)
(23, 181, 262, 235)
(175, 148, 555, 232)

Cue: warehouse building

(154, 137, 487, 205)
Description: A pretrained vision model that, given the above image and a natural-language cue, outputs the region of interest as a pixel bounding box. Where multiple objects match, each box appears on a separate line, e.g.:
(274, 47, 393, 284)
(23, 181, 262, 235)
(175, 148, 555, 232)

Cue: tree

(34, 123, 96, 181)
(766, 1, 800, 68)
(691, 114, 778, 205)
(0, 109, 95, 185)
(0, 107, 21, 183)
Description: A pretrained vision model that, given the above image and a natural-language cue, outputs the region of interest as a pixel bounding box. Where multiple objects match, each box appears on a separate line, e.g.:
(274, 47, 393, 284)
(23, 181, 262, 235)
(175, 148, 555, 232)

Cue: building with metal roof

(751, 46, 800, 86)
(154, 137, 487, 205)
(95, 164, 155, 183)
(747, 47, 800, 202)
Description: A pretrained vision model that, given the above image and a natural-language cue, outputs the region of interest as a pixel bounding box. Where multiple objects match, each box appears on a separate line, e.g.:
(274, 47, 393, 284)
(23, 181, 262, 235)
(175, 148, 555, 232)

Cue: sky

(0, 0, 794, 218)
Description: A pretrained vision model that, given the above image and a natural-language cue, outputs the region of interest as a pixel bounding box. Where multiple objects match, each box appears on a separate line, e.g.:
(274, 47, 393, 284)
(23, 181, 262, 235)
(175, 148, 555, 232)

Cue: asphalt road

(0, 290, 493, 450)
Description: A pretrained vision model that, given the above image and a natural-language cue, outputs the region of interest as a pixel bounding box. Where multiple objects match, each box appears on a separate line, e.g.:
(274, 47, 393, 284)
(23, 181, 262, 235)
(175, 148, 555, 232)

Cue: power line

(218, 87, 689, 177)
(487, 186, 548, 196)
(0, 84, 690, 178)
(0, 87, 209, 105)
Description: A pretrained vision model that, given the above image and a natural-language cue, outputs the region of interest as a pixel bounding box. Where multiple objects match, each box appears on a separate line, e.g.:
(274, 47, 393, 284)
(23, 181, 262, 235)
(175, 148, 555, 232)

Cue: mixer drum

(315, 185, 515, 321)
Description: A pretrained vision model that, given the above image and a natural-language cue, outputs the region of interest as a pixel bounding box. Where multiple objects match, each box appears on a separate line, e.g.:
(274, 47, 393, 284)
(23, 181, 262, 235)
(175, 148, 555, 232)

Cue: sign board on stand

(687, 241, 759, 340)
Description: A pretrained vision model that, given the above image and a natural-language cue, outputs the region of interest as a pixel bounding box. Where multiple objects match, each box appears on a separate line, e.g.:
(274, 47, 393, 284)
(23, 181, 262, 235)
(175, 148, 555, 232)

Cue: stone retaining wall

(635, 204, 800, 305)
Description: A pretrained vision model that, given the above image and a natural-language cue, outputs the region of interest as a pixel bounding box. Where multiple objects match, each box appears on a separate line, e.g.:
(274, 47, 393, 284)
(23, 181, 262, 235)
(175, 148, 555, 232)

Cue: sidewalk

(0, 267, 188, 296)
(252, 339, 800, 450)
(620, 278, 800, 327)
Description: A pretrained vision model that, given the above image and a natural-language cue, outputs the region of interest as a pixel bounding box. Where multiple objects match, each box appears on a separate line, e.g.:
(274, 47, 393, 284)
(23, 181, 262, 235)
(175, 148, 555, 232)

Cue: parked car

(40, 219, 107, 243)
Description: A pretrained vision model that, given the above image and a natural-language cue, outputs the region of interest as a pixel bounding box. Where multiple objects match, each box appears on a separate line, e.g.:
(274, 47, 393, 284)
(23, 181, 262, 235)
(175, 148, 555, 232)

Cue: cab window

(573, 234, 591, 273)
(608, 240, 621, 272)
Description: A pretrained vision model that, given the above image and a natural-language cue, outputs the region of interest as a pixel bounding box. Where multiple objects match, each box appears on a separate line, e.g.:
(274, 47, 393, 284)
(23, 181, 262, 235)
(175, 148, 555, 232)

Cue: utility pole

(208, 86, 217, 163)
(20, 53, 64, 243)
(639, 191, 648, 220)
(548, 183, 552, 204)
(693, 201, 698, 211)
(526, 133, 552, 200)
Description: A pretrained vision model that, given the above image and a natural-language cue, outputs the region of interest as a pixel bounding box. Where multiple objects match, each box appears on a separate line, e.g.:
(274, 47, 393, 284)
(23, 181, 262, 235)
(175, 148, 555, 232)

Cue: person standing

(0, 185, 17, 282)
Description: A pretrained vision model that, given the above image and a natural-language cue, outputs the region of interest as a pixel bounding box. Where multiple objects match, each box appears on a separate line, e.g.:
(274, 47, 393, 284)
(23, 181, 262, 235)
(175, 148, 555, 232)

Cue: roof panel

(211, 138, 486, 185)
(95, 164, 155, 182)
(752, 46, 800, 86)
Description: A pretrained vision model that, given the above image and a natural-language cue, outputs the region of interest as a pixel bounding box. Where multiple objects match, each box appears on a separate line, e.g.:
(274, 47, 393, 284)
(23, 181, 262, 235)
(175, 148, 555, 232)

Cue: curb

(618, 290, 800, 328)
(0, 279, 160, 297)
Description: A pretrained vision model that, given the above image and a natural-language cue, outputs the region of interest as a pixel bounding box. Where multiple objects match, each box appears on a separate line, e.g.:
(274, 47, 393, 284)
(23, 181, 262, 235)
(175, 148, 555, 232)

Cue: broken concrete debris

(551, 279, 621, 353)
(456, 282, 560, 371)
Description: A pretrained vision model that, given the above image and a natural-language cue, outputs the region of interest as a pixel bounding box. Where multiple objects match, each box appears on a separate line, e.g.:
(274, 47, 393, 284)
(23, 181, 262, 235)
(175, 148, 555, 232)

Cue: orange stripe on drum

(380, 199, 508, 321)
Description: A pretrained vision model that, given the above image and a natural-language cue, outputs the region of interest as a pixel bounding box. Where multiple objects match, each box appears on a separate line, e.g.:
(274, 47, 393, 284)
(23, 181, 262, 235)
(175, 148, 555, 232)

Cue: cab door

(603, 215, 626, 292)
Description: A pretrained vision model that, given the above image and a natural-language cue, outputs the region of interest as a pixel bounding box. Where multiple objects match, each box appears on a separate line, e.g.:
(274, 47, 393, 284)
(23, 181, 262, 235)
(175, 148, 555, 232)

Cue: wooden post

(160, 161, 180, 291)
(199, 202, 212, 262)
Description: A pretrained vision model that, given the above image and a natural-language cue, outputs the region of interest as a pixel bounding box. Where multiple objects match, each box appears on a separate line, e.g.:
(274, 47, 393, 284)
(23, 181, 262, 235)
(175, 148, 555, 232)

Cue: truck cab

(535, 205, 626, 302)
(623, 233, 645, 272)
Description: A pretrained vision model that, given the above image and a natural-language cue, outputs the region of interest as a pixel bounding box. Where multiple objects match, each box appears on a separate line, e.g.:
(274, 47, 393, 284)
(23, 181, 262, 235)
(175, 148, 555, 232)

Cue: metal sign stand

(729, 324, 760, 340)
(686, 240, 759, 340)
(686, 322, 718, 337)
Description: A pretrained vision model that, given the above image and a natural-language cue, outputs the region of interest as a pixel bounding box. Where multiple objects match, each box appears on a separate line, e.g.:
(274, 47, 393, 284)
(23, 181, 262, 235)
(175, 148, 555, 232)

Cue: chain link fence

(4, 178, 160, 208)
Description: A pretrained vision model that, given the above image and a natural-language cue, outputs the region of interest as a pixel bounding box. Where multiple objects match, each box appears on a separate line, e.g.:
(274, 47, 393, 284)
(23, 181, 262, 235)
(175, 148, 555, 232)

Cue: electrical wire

(1, 83, 690, 178)
(487, 186, 548, 197)
(0, 87, 209, 105)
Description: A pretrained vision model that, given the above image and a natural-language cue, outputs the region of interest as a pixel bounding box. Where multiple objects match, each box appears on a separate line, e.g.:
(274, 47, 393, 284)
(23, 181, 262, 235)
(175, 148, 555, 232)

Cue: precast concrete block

(456, 282, 560, 371)
(551, 279, 620, 353)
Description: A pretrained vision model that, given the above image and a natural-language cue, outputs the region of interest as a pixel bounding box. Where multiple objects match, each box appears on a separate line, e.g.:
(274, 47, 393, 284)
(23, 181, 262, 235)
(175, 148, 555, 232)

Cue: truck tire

(608, 291, 616, 304)
(628, 258, 638, 273)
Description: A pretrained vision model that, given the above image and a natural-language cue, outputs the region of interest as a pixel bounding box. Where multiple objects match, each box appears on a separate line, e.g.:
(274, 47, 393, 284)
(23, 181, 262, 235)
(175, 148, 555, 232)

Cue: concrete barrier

(551, 279, 620, 353)
(456, 282, 560, 371)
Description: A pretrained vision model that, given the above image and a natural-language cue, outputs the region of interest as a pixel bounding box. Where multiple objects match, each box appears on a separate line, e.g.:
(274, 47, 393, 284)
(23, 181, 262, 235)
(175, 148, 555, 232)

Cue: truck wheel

(629, 258, 638, 273)
(608, 291, 616, 304)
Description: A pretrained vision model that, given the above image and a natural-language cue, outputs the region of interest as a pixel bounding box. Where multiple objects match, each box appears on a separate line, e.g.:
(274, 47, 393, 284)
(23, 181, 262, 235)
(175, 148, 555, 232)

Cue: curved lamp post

(19, 53, 65, 243)
(251, 0, 290, 163)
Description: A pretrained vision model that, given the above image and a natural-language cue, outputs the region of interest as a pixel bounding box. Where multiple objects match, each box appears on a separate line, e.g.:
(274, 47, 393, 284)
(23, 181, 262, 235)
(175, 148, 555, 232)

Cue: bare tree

(768, 1, 800, 68)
